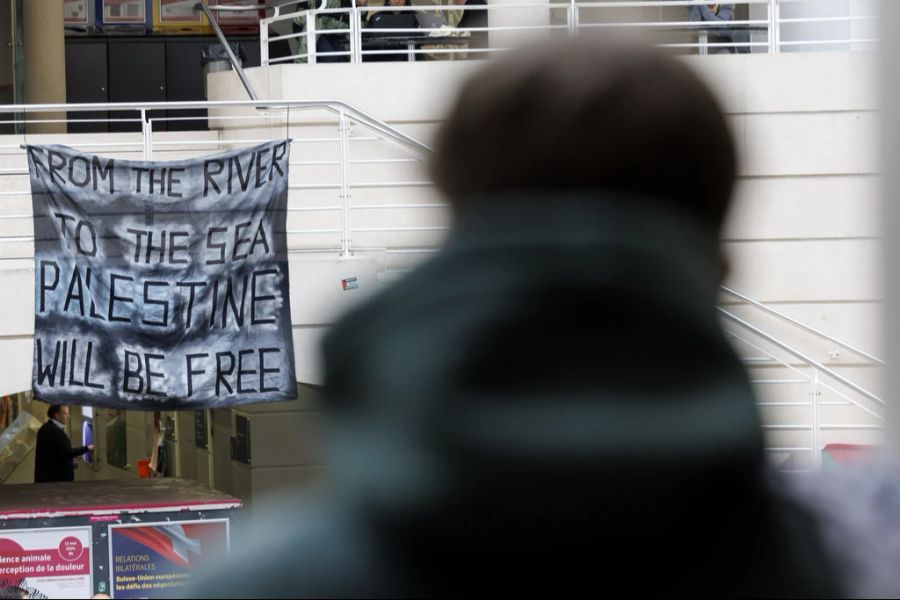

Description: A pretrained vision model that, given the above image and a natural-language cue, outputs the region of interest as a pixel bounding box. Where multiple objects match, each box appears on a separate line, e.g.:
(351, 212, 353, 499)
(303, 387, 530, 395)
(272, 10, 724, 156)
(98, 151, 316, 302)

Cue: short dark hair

(430, 35, 736, 234)
(47, 404, 63, 419)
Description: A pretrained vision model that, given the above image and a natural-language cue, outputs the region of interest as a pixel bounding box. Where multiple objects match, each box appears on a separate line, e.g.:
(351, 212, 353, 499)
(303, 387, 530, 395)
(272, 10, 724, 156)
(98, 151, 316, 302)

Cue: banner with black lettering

(26, 141, 297, 409)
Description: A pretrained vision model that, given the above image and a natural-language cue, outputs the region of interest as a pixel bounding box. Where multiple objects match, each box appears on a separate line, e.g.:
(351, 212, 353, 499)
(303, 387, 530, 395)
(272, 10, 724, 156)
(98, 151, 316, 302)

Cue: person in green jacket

(184, 34, 843, 598)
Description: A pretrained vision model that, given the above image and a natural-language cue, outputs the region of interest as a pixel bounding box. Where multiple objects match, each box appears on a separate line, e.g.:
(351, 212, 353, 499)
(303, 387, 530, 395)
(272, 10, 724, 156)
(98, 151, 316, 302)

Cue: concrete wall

(772, 0, 877, 52)
(230, 383, 328, 511)
(696, 51, 879, 349)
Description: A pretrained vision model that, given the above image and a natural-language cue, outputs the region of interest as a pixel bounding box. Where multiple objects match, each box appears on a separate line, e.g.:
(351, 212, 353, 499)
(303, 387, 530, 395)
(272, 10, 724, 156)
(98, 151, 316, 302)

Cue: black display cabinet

(65, 34, 261, 134)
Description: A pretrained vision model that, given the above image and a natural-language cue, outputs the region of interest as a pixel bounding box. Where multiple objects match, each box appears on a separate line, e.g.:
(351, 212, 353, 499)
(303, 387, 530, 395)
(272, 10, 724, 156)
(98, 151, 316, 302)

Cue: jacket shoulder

(38, 421, 66, 441)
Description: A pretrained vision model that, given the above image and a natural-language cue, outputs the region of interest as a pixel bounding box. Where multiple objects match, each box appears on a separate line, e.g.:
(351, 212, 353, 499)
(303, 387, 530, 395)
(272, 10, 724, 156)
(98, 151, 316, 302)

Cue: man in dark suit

(34, 404, 92, 483)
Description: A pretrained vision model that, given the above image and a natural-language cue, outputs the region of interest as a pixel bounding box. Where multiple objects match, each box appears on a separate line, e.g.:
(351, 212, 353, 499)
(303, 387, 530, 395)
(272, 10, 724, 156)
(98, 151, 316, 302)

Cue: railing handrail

(0, 99, 432, 159)
(198, 1, 260, 101)
(719, 307, 884, 407)
(578, 0, 769, 6)
(203, 0, 315, 11)
(726, 325, 884, 421)
(720, 286, 884, 365)
(260, 0, 877, 64)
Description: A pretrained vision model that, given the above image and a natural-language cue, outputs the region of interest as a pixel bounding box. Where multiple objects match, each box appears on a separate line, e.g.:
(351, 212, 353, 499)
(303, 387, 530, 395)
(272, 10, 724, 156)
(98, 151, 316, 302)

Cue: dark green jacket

(319, 193, 842, 596)
(190, 193, 843, 597)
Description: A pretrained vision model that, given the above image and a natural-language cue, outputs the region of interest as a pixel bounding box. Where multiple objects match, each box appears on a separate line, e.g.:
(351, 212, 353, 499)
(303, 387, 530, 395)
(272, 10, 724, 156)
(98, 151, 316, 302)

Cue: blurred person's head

(388, 0, 409, 6)
(430, 34, 736, 239)
(0, 586, 28, 599)
(334, 36, 748, 518)
(330, 38, 752, 535)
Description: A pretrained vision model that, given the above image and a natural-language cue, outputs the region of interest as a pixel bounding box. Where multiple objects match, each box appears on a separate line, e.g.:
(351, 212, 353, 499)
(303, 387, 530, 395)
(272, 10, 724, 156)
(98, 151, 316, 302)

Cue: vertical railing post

(574, 0, 581, 34)
(199, 1, 259, 101)
(141, 109, 153, 161)
(810, 369, 822, 471)
(261, 16, 270, 66)
(568, 0, 577, 36)
(263, 3, 283, 67)
(350, 6, 360, 63)
(308, 12, 318, 64)
(770, 0, 781, 53)
(357, 5, 366, 63)
(775, 0, 782, 54)
(337, 109, 352, 259)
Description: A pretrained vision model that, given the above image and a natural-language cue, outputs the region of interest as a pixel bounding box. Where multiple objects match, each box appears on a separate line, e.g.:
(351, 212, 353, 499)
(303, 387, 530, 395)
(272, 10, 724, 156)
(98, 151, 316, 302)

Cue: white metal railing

(720, 292, 883, 472)
(259, 0, 877, 65)
(0, 100, 440, 264)
(721, 286, 884, 365)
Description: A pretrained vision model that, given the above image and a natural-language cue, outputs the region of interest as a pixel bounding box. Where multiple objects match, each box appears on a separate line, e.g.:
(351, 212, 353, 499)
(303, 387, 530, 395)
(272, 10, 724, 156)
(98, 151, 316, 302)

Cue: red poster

(0, 527, 92, 598)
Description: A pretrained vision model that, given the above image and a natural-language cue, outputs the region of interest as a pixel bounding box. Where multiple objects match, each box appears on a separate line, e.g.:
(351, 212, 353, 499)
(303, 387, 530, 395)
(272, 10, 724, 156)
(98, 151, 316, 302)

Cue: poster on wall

(25, 141, 296, 410)
(160, 0, 203, 22)
(0, 527, 92, 599)
(108, 520, 229, 598)
(103, 0, 147, 23)
(63, 0, 91, 26)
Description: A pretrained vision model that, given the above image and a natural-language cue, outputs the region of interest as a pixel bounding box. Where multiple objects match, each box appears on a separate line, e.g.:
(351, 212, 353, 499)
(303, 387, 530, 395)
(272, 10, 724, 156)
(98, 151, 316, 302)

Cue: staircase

(720, 287, 883, 471)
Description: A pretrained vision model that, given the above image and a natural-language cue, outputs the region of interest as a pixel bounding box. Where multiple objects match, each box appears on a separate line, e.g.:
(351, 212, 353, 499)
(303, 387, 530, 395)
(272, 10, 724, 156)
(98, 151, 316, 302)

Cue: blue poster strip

(108, 520, 229, 598)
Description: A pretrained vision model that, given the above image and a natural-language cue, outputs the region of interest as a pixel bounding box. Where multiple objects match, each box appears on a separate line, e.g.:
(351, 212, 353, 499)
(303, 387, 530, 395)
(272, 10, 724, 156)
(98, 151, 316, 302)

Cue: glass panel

(0, 412, 41, 482)
(104, 408, 128, 469)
